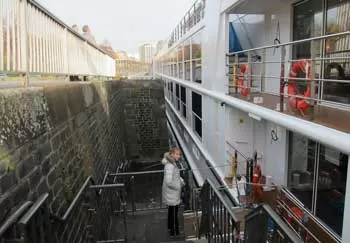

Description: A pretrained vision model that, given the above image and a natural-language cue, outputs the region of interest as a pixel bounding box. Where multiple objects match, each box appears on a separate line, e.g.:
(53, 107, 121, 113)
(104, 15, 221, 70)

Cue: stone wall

(123, 80, 168, 162)
(0, 79, 167, 242)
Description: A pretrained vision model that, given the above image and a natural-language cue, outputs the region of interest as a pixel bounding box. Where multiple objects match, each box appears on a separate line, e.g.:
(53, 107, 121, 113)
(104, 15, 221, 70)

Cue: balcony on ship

(226, 0, 350, 134)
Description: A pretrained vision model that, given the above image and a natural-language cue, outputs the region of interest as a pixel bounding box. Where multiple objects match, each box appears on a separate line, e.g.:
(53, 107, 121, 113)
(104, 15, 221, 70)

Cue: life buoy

(287, 207, 302, 224)
(237, 64, 249, 96)
(287, 60, 311, 112)
(286, 207, 311, 242)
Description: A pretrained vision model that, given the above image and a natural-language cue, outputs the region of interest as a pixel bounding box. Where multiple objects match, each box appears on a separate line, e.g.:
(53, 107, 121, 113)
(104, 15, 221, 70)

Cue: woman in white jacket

(162, 148, 185, 237)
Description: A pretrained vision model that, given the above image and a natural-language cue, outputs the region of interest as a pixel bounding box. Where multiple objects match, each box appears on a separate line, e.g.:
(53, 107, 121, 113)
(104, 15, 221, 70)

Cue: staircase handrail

(245, 204, 303, 243)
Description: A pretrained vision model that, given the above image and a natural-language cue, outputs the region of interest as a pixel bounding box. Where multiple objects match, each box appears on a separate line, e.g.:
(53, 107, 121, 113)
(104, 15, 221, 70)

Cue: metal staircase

(0, 160, 320, 243)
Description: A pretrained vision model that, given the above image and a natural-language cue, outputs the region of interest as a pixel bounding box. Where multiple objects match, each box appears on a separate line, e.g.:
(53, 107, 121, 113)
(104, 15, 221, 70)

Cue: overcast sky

(37, 0, 194, 56)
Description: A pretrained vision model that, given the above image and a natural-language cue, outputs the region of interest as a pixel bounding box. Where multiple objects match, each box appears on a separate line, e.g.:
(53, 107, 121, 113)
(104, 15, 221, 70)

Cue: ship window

(185, 62, 191, 81)
(184, 39, 191, 61)
(288, 132, 317, 211)
(175, 84, 180, 110)
(191, 92, 202, 138)
(178, 45, 184, 79)
(167, 81, 171, 100)
(172, 50, 178, 78)
(184, 39, 191, 81)
(316, 144, 348, 236)
(293, 0, 323, 59)
(170, 81, 174, 103)
(180, 86, 187, 118)
(288, 131, 348, 236)
(323, 0, 350, 104)
(293, 0, 350, 105)
(191, 32, 202, 84)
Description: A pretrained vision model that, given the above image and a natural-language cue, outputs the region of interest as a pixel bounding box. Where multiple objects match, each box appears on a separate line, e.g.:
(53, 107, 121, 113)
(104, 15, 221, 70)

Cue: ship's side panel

(224, 106, 288, 186)
(156, 0, 350, 240)
(264, 5, 292, 94)
(201, 0, 228, 92)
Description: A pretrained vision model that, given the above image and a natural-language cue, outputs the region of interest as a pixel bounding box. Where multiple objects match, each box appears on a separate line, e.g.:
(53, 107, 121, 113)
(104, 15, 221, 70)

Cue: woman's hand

(180, 178, 185, 187)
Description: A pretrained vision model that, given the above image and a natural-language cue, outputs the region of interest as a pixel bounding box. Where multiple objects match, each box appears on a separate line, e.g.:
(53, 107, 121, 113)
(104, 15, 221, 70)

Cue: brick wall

(123, 80, 168, 162)
(0, 79, 167, 242)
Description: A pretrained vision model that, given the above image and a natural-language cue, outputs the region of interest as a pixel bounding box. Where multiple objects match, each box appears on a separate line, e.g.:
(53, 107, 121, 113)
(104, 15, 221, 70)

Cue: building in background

(139, 44, 156, 63)
(116, 50, 151, 78)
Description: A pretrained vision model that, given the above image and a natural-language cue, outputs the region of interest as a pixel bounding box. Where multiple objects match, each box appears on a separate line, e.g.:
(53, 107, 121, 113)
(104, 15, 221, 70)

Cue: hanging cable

(273, 19, 281, 55)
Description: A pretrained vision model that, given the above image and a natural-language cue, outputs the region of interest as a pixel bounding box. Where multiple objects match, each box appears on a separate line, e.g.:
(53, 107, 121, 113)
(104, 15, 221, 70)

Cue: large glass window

(293, 0, 323, 59)
(178, 46, 184, 79)
(184, 39, 191, 81)
(191, 92, 202, 138)
(323, 0, 350, 104)
(191, 32, 202, 83)
(293, 0, 350, 105)
(288, 131, 348, 236)
(180, 86, 187, 118)
(170, 81, 174, 103)
(316, 145, 348, 235)
(175, 84, 180, 110)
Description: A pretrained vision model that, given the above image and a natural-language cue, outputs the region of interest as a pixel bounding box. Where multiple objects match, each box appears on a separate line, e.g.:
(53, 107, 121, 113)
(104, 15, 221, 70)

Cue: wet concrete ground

(110, 208, 186, 243)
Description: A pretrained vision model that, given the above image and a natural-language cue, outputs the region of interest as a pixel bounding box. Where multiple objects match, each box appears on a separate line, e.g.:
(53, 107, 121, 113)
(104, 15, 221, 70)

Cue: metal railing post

(279, 46, 286, 112)
(122, 186, 128, 243)
(131, 176, 136, 214)
(310, 40, 316, 119)
(23, 0, 30, 87)
(247, 51, 252, 100)
(261, 49, 266, 93)
(234, 54, 239, 96)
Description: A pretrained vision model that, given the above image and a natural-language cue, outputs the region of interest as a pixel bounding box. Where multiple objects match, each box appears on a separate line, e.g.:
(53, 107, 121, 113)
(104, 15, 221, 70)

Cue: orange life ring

(237, 65, 249, 96)
(287, 60, 311, 112)
(286, 207, 311, 242)
(287, 207, 303, 224)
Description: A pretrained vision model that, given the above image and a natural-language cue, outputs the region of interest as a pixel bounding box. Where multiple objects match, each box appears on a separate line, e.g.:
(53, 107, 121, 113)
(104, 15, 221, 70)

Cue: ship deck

(229, 92, 350, 133)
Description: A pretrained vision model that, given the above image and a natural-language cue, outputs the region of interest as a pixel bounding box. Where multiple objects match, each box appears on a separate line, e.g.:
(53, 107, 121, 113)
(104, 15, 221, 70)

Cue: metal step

(183, 211, 201, 239)
(160, 240, 208, 243)
(231, 207, 252, 233)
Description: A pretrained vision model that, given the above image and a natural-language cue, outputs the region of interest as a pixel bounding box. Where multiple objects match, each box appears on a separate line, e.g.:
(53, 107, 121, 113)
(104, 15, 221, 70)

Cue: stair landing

(110, 208, 186, 243)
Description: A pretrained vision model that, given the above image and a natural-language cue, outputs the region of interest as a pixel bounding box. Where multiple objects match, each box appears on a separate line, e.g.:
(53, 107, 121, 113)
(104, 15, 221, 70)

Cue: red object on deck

(238, 65, 249, 97)
(252, 164, 262, 198)
(287, 60, 311, 112)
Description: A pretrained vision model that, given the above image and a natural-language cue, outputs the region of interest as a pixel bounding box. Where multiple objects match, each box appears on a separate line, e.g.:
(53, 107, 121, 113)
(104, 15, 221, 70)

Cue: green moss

(0, 147, 15, 172)
(62, 176, 74, 202)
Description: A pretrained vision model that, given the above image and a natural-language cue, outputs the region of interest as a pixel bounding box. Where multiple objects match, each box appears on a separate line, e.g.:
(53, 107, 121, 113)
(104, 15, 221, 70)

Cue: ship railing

(0, 0, 115, 85)
(109, 162, 196, 213)
(226, 31, 350, 115)
(276, 187, 342, 243)
(167, 0, 205, 48)
(244, 204, 303, 243)
(199, 178, 241, 242)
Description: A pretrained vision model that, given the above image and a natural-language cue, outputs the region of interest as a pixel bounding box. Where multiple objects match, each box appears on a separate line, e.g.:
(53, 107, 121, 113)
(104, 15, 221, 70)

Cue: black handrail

(199, 178, 241, 242)
(207, 179, 238, 223)
(0, 201, 33, 237)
